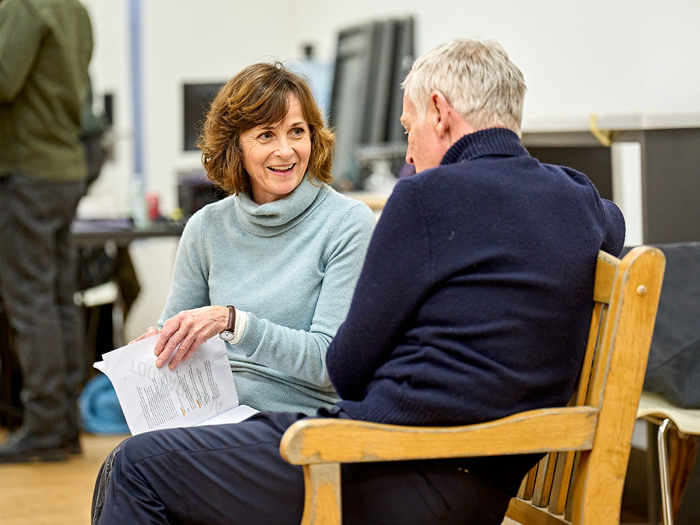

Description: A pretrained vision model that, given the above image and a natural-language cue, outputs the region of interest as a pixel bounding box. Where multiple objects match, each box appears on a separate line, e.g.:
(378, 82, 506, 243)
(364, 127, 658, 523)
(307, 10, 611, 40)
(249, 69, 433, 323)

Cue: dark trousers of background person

(0, 172, 86, 447)
(95, 411, 534, 525)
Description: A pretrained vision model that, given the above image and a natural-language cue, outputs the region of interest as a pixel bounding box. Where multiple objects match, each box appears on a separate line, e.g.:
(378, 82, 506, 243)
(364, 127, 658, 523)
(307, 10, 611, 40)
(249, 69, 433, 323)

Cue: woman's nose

(276, 137, 293, 158)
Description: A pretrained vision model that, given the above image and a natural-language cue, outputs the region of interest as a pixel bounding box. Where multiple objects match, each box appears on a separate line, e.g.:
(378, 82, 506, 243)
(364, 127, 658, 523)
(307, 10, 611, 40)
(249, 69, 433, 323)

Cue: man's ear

(430, 90, 453, 140)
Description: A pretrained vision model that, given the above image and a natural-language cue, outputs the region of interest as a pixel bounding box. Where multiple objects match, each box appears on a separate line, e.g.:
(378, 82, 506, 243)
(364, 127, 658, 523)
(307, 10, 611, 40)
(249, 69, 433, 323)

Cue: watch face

(219, 330, 235, 342)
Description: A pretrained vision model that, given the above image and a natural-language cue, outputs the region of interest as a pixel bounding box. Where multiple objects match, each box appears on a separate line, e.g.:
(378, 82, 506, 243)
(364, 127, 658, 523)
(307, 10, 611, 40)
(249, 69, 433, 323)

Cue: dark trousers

(0, 173, 85, 440)
(96, 411, 518, 525)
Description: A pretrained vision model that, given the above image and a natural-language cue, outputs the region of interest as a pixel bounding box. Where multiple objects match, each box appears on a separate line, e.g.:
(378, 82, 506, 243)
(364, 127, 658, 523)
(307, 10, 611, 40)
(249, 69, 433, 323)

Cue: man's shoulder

(409, 154, 596, 191)
(546, 163, 598, 190)
(0, 0, 37, 20)
(13, 0, 92, 38)
(17, 0, 80, 14)
(28, 0, 87, 10)
(25, 0, 91, 33)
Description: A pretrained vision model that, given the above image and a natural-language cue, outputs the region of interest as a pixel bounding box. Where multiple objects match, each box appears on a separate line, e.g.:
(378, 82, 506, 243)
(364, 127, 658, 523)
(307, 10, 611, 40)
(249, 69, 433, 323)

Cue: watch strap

(224, 305, 236, 334)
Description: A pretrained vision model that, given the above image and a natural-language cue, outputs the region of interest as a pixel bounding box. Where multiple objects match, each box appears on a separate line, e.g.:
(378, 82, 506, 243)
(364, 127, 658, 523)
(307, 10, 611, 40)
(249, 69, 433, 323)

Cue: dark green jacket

(0, 0, 93, 181)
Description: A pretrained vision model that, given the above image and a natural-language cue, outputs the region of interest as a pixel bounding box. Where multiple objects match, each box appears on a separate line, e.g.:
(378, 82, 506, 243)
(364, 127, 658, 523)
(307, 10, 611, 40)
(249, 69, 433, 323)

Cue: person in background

(0, 0, 93, 463)
(94, 38, 625, 525)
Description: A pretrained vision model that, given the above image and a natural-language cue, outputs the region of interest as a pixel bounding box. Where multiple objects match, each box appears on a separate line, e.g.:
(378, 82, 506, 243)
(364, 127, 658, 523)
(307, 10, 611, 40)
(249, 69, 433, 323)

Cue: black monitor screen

(183, 83, 224, 151)
(328, 17, 414, 190)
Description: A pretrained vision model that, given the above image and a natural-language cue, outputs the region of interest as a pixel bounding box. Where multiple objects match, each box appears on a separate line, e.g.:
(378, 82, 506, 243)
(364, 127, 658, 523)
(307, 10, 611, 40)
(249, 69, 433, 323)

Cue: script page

(95, 335, 255, 435)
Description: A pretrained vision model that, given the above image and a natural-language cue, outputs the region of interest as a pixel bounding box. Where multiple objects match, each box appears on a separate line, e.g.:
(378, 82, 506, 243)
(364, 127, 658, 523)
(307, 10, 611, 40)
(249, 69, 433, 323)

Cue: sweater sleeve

(327, 180, 432, 400)
(235, 203, 376, 388)
(0, 0, 43, 102)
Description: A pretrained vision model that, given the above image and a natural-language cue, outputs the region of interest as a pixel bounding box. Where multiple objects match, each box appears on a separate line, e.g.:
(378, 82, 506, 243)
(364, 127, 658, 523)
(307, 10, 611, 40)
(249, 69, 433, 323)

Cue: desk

(71, 218, 185, 247)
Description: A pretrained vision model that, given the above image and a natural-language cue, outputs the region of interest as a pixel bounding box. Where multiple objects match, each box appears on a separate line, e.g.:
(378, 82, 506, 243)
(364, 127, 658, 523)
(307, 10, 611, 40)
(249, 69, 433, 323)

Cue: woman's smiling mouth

(267, 164, 295, 174)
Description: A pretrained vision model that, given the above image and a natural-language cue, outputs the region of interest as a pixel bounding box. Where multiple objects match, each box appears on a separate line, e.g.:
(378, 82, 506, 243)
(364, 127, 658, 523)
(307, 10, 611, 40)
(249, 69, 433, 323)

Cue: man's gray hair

(402, 38, 526, 135)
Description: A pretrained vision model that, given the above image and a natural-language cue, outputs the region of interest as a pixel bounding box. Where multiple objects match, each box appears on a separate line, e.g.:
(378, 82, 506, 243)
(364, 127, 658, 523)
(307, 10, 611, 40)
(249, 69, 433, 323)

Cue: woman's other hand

(154, 306, 229, 369)
(129, 326, 160, 344)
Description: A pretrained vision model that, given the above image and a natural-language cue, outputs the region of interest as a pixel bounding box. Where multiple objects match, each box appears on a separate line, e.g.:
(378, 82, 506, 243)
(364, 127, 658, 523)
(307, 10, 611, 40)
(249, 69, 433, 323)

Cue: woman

(91, 62, 375, 523)
(132, 62, 376, 415)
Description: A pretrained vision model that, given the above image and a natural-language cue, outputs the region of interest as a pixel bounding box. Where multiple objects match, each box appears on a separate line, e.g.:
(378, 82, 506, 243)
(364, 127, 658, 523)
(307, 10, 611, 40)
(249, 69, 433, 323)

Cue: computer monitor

(387, 17, 414, 142)
(328, 17, 415, 190)
(183, 82, 224, 151)
(328, 22, 381, 188)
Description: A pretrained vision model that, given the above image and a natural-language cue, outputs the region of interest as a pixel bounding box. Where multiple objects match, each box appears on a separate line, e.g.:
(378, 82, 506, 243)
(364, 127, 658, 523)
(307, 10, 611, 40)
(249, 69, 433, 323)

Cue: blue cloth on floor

(79, 374, 130, 434)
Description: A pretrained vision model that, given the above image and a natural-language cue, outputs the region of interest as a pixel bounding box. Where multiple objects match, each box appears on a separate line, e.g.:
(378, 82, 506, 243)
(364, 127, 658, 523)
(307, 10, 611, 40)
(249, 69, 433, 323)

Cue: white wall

(292, 0, 700, 119)
(81, 0, 700, 337)
(85, 0, 700, 218)
(80, 0, 132, 218)
(84, 0, 298, 216)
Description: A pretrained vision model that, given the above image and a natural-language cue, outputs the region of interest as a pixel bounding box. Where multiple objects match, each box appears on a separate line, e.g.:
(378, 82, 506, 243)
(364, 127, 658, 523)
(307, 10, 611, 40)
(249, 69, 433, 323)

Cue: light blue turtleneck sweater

(158, 177, 376, 415)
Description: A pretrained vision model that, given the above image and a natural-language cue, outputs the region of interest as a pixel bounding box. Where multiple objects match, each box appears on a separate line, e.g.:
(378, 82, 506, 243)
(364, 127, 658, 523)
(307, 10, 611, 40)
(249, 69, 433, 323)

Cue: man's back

(0, 0, 93, 181)
(328, 128, 626, 427)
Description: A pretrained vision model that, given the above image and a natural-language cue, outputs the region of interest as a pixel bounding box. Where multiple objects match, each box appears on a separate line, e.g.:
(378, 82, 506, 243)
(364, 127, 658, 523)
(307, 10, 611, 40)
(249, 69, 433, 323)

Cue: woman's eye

(291, 127, 305, 136)
(258, 132, 272, 140)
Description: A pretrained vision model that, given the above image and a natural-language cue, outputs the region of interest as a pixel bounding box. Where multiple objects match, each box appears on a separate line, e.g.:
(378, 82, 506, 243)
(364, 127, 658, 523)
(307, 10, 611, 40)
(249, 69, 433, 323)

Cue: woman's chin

(253, 174, 305, 204)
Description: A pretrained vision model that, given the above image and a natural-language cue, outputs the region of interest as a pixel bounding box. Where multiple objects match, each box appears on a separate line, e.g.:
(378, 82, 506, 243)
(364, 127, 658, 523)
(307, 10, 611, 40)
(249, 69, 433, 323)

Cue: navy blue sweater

(327, 128, 625, 427)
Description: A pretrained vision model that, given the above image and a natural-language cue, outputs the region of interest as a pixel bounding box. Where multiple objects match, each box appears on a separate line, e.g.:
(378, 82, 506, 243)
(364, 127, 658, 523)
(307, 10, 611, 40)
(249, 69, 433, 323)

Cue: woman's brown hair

(198, 62, 335, 195)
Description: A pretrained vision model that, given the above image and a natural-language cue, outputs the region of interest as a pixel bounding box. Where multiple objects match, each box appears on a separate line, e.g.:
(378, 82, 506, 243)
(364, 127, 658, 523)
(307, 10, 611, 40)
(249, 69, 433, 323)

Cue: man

(94, 39, 625, 524)
(0, 0, 93, 462)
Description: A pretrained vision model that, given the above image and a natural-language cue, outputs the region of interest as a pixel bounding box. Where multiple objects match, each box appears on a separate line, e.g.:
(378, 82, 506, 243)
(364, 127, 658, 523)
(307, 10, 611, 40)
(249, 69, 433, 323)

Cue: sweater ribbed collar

(233, 175, 325, 237)
(440, 127, 528, 166)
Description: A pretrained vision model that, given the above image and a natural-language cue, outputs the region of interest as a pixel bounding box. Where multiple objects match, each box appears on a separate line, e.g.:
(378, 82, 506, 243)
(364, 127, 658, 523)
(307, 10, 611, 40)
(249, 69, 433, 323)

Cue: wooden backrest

(506, 247, 666, 525)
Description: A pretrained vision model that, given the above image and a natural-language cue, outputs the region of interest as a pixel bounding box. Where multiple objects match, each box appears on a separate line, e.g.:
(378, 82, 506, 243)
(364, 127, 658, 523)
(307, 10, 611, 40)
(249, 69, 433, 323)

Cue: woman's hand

(129, 326, 160, 344)
(153, 305, 229, 370)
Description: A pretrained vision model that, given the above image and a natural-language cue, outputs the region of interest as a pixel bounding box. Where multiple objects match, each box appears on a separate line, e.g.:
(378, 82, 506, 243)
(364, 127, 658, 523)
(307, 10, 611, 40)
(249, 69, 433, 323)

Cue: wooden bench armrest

(280, 406, 598, 465)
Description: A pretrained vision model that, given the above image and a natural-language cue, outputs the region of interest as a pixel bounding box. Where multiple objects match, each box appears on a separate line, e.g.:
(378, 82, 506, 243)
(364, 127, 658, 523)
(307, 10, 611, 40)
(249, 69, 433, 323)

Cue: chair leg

(646, 422, 661, 523)
(658, 418, 675, 525)
(301, 463, 342, 525)
(668, 430, 698, 518)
